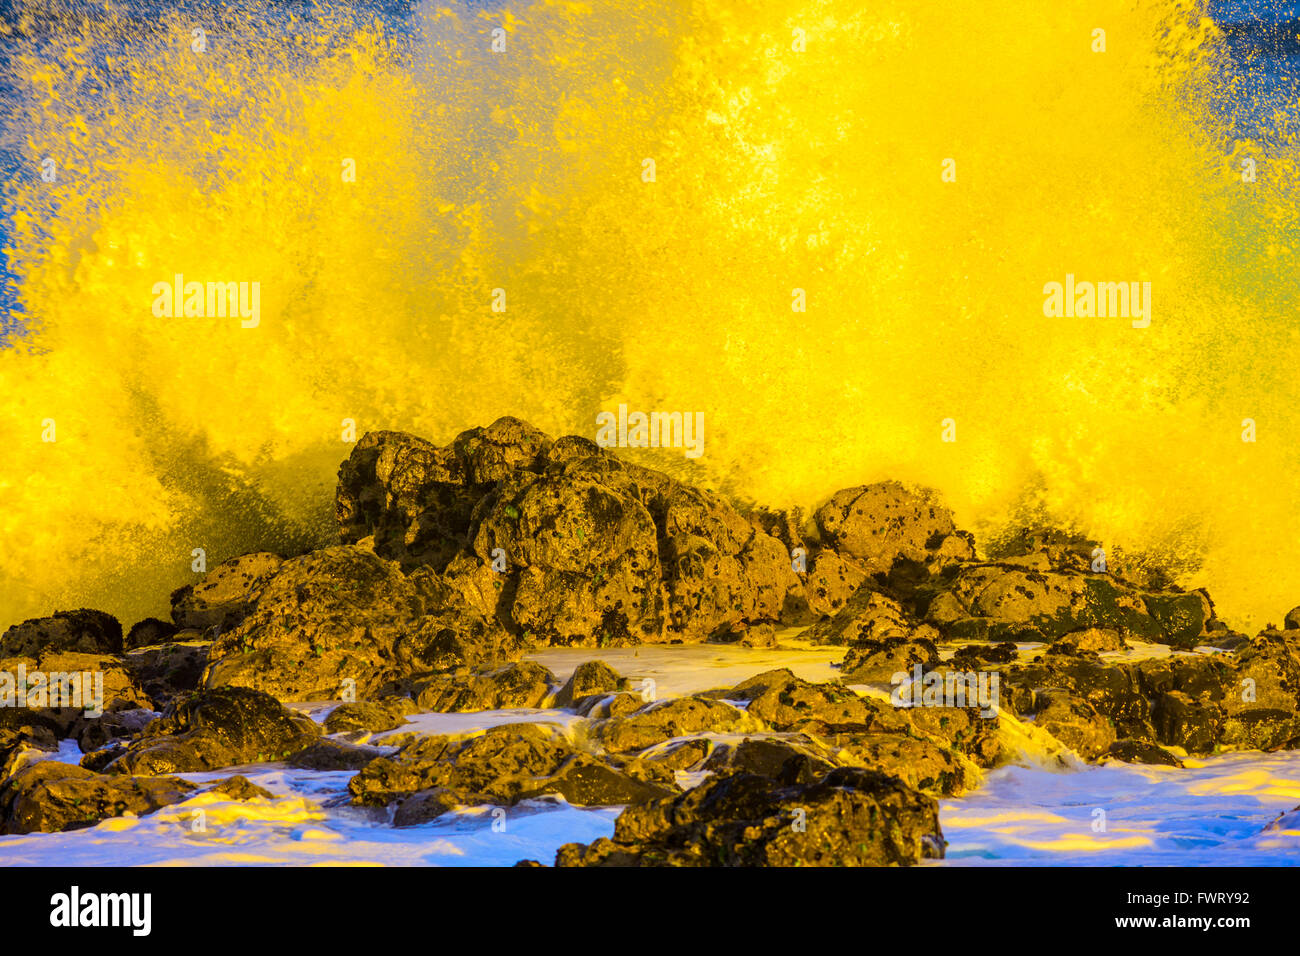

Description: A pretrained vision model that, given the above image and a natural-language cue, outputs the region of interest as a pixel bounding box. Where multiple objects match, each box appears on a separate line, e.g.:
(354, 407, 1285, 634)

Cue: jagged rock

(1285, 607, 1300, 630)
(126, 640, 209, 708)
(336, 419, 807, 647)
(209, 775, 274, 801)
(800, 550, 869, 618)
(837, 733, 979, 796)
(949, 642, 1019, 667)
(575, 691, 646, 719)
(1219, 710, 1300, 752)
(554, 660, 625, 709)
(106, 687, 319, 776)
(1102, 739, 1184, 767)
(0, 708, 60, 779)
(169, 552, 284, 632)
(556, 766, 944, 867)
(807, 589, 914, 646)
(839, 635, 940, 684)
(1034, 690, 1116, 759)
(349, 723, 668, 820)
(597, 697, 749, 753)
(323, 698, 416, 735)
(202, 545, 518, 701)
(1225, 632, 1300, 715)
(0, 610, 122, 658)
(125, 618, 178, 650)
(1151, 690, 1223, 755)
(76, 706, 156, 754)
(0, 761, 194, 834)
(700, 736, 838, 782)
(722, 669, 909, 736)
(1052, 628, 1126, 654)
(412, 662, 557, 713)
(813, 483, 955, 571)
(1005, 658, 1153, 740)
(287, 738, 386, 771)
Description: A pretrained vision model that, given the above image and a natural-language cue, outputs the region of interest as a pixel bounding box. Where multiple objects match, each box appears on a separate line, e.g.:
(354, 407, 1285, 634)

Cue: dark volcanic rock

(106, 687, 319, 776)
(1101, 739, 1184, 767)
(209, 774, 274, 801)
(202, 545, 519, 701)
(596, 697, 748, 753)
(287, 738, 386, 771)
(323, 698, 416, 735)
(169, 552, 284, 632)
(0, 610, 123, 657)
(0, 761, 194, 834)
(813, 482, 955, 572)
(412, 662, 557, 713)
(125, 617, 179, 650)
(555, 766, 944, 867)
(127, 641, 210, 708)
(554, 660, 625, 709)
(839, 635, 940, 684)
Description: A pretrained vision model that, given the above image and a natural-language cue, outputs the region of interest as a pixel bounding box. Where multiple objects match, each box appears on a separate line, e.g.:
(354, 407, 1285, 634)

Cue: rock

(209, 775, 274, 801)
(554, 661, 625, 709)
(1052, 628, 1126, 654)
(1101, 739, 1184, 767)
(806, 589, 915, 646)
(1219, 710, 1300, 752)
(800, 550, 869, 618)
(1285, 607, 1300, 631)
(0, 761, 194, 834)
(700, 736, 838, 782)
(126, 641, 209, 708)
(837, 733, 979, 796)
(412, 662, 557, 713)
(949, 642, 1019, 667)
(1151, 690, 1223, 755)
(323, 698, 415, 735)
(556, 766, 944, 867)
(125, 618, 179, 650)
(287, 738, 385, 771)
(0, 708, 60, 779)
(839, 635, 940, 684)
(813, 483, 955, 571)
(169, 552, 284, 632)
(1005, 658, 1153, 741)
(349, 723, 666, 819)
(1143, 592, 1213, 648)
(202, 546, 518, 701)
(0, 610, 123, 658)
(1225, 633, 1300, 716)
(722, 670, 907, 736)
(1034, 690, 1116, 759)
(106, 687, 319, 775)
(76, 706, 157, 754)
(596, 697, 749, 753)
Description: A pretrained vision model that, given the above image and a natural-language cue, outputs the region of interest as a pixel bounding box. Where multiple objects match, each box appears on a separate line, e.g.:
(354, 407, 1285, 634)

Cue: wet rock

(324, 698, 416, 735)
(0, 761, 194, 834)
(75, 706, 157, 754)
(1285, 606, 1300, 630)
(349, 722, 666, 820)
(556, 766, 944, 867)
(837, 733, 979, 796)
(1052, 628, 1126, 654)
(126, 641, 209, 708)
(700, 736, 838, 782)
(209, 775, 274, 801)
(839, 635, 940, 684)
(1219, 710, 1300, 752)
(597, 697, 749, 753)
(638, 738, 711, 773)
(0, 610, 122, 658)
(287, 738, 386, 771)
(800, 550, 869, 618)
(1033, 691, 1116, 760)
(1143, 592, 1214, 649)
(1006, 658, 1153, 740)
(949, 642, 1019, 667)
(722, 669, 908, 736)
(169, 552, 284, 632)
(1151, 690, 1223, 755)
(813, 483, 955, 572)
(202, 546, 517, 701)
(575, 691, 646, 719)
(806, 589, 914, 646)
(554, 660, 625, 709)
(0, 708, 60, 779)
(1225, 633, 1300, 715)
(1101, 739, 1184, 767)
(125, 618, 179, 650)
(412, 662, 557, 713)
(107, 687, 319, 776)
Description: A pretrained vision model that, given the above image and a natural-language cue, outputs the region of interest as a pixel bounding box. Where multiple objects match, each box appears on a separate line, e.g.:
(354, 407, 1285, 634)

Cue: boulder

(0, 761, 194, 834)
(0, 610, 122, 657)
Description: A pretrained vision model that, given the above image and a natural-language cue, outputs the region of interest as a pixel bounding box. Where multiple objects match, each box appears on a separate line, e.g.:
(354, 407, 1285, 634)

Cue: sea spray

(2, 0, 1300, 634)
